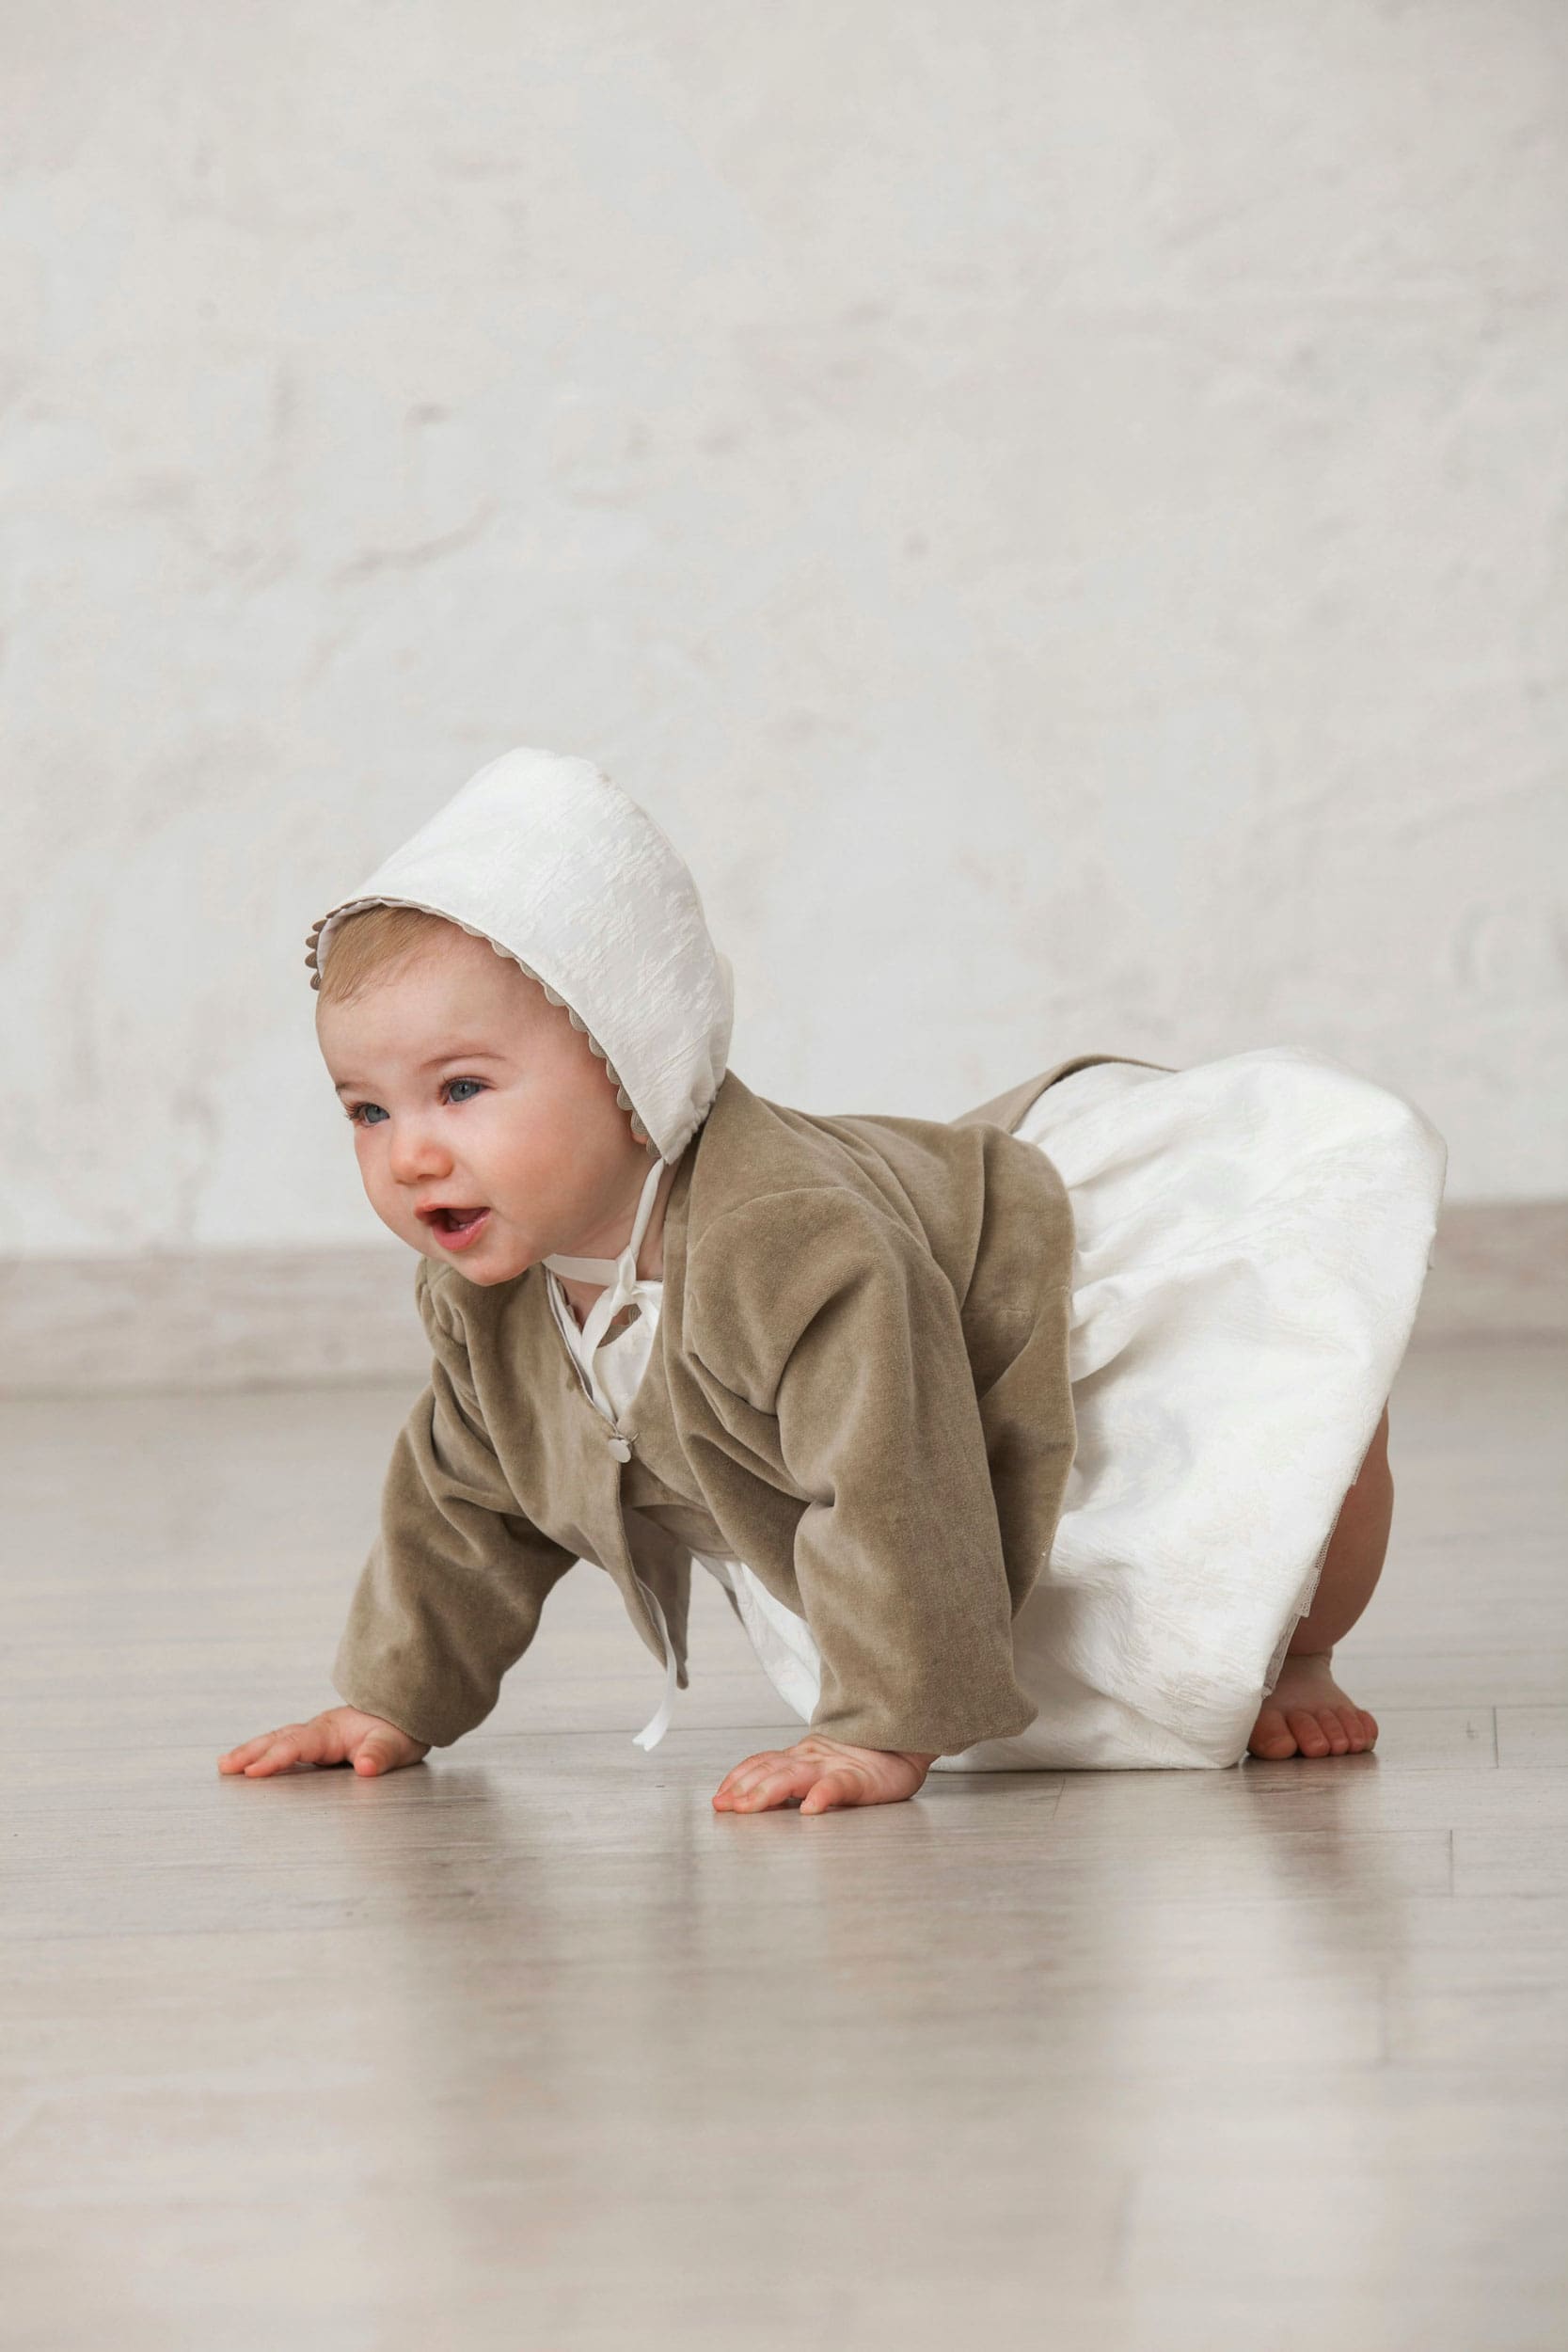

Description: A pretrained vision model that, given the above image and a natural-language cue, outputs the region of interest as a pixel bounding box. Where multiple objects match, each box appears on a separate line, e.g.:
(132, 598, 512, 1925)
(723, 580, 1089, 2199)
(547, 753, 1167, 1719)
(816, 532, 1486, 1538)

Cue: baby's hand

(217, 1705, 428, 1779)
(712, 1734, 938, 1817)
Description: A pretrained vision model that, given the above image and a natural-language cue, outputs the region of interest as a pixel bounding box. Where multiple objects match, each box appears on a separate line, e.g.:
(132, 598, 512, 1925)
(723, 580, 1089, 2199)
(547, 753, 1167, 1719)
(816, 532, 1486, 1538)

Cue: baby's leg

(1246, 1402, 1392, 1759)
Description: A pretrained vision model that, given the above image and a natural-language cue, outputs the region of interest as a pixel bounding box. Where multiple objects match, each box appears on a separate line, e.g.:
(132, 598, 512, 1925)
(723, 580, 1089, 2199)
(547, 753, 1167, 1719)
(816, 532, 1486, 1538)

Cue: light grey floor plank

(1496, 1704, 1568, 1768)
(1, 1339, 1564, 2349)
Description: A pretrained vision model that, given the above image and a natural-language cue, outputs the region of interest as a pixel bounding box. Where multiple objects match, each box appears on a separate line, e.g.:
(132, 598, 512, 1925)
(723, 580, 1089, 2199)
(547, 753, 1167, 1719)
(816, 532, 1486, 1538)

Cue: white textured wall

(4, 1, 1564, 1257)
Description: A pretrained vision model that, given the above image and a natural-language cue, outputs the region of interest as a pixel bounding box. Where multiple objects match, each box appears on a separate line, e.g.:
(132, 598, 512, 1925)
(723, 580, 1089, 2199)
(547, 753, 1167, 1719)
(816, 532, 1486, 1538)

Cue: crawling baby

(223, 747, 1433, 1807)
(221, 875, 936, 1813)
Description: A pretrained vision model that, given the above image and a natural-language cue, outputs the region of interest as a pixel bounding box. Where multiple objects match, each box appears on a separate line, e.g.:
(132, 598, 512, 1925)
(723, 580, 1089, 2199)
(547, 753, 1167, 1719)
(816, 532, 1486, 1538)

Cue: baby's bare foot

(1246, 1652, 1378, 1760)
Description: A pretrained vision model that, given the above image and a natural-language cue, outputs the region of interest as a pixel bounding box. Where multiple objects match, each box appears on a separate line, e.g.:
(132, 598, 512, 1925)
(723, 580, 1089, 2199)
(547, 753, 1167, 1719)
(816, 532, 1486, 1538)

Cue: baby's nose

(388, 1131, 450, 1184)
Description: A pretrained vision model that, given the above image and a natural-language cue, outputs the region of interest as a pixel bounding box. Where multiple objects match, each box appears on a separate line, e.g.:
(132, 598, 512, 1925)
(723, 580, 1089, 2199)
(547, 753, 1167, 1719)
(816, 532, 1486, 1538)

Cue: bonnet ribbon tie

(628, 1581, 678, 1753)
(545, 1152, 669, 1367)
(545, 1153, 680, 1752)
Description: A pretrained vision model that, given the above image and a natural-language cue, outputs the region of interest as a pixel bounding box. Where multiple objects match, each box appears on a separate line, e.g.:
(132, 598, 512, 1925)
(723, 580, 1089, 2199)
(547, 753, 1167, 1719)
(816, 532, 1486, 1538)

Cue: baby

(221, 748, 1432, 1810)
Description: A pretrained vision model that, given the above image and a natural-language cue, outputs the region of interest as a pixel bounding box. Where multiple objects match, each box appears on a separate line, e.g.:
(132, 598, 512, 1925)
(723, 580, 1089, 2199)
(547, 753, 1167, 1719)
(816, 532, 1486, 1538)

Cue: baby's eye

(342, 1077, 486, 1127)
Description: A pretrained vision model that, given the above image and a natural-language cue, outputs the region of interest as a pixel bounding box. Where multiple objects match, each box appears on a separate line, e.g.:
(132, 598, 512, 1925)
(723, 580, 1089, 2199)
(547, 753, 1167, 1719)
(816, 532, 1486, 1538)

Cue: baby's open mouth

(417, 1204, 492, 1248)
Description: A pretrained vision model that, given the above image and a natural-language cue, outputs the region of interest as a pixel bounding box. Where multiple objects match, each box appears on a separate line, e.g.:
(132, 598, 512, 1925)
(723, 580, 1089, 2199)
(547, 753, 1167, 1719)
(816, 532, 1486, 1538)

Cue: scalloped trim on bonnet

(301, 746, 734, 1166)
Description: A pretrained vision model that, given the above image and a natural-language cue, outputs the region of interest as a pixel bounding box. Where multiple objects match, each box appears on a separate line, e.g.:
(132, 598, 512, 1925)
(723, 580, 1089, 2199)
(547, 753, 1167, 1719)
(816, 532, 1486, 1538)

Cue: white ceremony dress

(548, 1044, 1449, 1772)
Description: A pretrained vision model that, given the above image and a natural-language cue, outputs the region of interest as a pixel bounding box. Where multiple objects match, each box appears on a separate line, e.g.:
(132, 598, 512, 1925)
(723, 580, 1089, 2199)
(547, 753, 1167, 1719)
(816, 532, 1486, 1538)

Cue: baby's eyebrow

(333, 1049, 510, 1097)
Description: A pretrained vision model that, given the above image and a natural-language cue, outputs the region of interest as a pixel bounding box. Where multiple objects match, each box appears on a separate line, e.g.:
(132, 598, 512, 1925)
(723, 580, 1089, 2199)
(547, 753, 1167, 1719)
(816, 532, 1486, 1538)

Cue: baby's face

(315, 930, 647, 1285)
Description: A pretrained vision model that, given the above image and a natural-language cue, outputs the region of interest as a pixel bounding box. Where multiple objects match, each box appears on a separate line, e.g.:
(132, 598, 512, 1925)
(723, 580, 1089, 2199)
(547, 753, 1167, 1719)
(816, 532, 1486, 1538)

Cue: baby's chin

(411, 1216, 536, 1284)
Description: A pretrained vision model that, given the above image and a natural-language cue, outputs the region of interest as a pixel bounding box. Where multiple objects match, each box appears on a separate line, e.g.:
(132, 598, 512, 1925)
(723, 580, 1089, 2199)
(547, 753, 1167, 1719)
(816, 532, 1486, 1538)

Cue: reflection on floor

(2, 1342, 1564, 2349)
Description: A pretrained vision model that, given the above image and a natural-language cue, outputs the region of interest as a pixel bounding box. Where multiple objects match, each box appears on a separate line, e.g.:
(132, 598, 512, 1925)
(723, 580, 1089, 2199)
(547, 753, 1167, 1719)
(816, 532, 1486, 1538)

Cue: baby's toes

(1246, 1707, 1299, 1760)
(1284, 1708, 1334, 1757)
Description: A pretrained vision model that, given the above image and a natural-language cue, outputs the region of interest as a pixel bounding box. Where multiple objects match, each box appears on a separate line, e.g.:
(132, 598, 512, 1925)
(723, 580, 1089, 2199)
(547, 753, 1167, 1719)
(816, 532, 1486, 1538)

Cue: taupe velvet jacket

(333, 1051, 1169, 1756)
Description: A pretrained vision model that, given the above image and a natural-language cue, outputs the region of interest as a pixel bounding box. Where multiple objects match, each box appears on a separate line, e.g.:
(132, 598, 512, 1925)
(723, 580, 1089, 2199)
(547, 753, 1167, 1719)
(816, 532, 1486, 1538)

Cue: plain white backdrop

(3, 0, 1564, 1257)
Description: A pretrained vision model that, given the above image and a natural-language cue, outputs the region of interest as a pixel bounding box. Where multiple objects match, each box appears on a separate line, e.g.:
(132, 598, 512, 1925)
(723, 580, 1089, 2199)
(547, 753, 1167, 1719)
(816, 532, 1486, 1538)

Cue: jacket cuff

(330, 1651, 475, 1751)
(811, 1688, 1039, 1757)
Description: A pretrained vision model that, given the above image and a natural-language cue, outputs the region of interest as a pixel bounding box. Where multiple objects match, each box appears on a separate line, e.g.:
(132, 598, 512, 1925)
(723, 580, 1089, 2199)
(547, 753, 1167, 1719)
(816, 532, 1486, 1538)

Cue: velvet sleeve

(685, 1189, 1038, 1756)
(331, 1263, 579, 1747)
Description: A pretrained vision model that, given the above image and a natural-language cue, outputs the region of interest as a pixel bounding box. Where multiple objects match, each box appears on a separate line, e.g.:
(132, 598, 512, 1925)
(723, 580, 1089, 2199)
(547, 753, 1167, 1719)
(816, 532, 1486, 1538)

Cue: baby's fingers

(215, 1731, 305, 1778)
(348, 1726, 424, 1776)
(714, 1756, 823, 1813)
(712, 1750, 787, 1806)
(800, 1771, 863, 1816)
(233, 1720, 343, 1777)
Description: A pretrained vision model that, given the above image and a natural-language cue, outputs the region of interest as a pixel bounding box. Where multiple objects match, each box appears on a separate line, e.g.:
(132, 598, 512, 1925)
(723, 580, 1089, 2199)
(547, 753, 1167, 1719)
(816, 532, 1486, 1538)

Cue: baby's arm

(217, 1265, 577, 1779)
(689, 1190, 1038, 1808)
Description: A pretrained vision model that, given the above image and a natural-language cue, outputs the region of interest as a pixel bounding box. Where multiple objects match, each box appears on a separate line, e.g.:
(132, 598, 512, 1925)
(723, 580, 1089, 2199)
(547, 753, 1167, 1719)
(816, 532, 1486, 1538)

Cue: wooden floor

(2, 1340, 1565, 2351)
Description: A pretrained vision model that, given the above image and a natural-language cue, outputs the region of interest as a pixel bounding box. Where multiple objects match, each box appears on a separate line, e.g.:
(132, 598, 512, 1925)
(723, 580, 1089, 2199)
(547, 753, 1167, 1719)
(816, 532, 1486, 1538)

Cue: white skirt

(709, 1045, 1449, 1772)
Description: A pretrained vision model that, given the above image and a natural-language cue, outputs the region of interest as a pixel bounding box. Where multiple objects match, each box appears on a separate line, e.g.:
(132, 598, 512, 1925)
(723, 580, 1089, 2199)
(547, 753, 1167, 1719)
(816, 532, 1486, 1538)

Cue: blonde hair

(314, 904, 470, 1008)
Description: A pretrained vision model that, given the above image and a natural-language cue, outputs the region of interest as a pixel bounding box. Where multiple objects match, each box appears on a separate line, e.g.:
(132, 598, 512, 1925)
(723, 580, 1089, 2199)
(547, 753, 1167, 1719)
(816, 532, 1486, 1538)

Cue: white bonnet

(304, 745, 734, 1164)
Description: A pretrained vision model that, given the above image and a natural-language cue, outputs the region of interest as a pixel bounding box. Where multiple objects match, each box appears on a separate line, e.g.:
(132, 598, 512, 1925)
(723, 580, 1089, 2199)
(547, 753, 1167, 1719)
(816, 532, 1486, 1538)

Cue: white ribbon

(545, 1155, 669, 1373)
(545, 1156, 683, 1752)
(629, 1581, 678, 1752)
